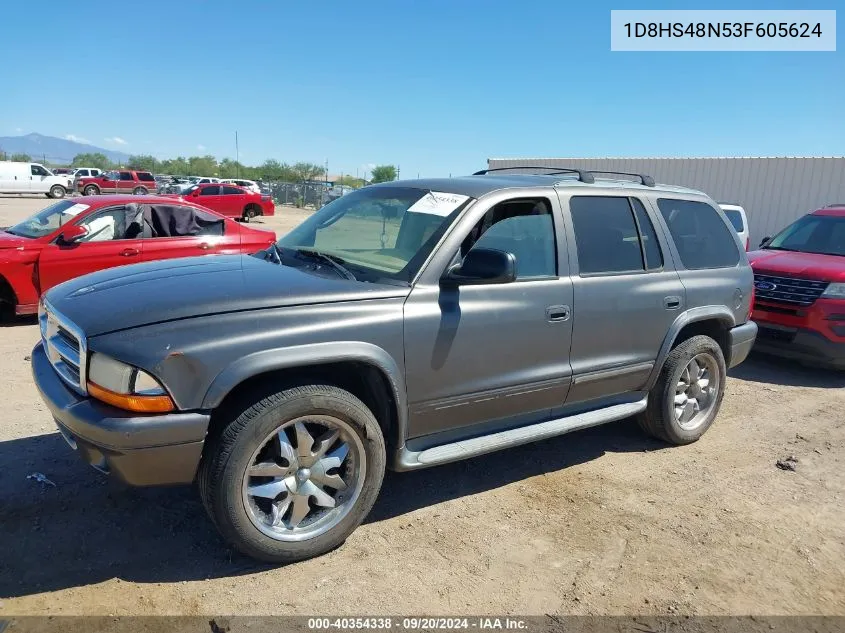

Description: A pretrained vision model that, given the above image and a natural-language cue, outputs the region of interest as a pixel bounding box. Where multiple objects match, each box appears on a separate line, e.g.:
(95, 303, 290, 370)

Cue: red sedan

(0, 195, 276, 316)
(172, 183, 275, 222)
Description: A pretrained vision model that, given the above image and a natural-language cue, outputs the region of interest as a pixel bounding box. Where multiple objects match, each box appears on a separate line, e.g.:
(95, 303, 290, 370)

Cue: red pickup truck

(77, 170, 156, 196)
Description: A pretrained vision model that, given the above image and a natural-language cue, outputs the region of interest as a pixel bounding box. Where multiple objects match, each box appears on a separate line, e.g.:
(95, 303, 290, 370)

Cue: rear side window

(570, 196, 662, 274)
(200, 185, 221, 195)
(723, 209, 745, 232)
(119, 171, 133, 181)
(137, 172, 155, 182)
(658, 199, 740, 269)
(222, 186, 242, 195)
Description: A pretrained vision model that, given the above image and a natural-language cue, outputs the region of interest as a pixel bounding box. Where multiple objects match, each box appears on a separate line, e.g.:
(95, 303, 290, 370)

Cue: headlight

(822, 283, 845, 299)
(87, 352, 174, 413)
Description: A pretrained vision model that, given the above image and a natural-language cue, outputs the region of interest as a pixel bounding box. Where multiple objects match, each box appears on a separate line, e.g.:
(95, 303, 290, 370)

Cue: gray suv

(31, 168, 757, 562)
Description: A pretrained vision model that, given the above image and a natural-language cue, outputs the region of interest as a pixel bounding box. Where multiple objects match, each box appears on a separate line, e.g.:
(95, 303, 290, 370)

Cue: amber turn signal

(88, 381, 175, 413)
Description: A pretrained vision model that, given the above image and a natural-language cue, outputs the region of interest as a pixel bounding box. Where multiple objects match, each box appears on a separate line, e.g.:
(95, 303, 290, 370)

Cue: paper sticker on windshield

(61, 203, 90, 217)
(408, 191, 469, 217)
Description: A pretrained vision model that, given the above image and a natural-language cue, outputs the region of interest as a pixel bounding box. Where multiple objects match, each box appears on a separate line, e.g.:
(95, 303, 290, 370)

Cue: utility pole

(396, 164, 400, 181)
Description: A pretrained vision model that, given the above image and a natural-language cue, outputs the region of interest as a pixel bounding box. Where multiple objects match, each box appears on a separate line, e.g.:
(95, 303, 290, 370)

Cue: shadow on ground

(0, 418, 663, 598)
(729, 352, 845, 389)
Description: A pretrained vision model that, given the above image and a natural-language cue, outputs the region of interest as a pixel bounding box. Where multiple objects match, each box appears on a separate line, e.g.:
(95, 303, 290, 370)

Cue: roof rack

(585, 170, 655, 187)
(473, 166, 595, 184)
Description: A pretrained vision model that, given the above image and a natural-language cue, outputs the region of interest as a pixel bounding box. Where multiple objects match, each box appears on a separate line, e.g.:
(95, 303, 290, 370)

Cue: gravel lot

(0, 195, 843, 616)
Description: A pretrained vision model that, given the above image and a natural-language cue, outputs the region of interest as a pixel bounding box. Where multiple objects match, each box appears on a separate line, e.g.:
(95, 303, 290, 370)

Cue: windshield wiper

(293, 248, 357, 281)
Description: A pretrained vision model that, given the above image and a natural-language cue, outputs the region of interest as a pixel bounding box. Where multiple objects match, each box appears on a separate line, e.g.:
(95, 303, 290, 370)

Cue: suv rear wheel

(636, 335, 726, 445)
(83, 184, 99, 196)
(198, 384, 386, 563)
(133, 186, 148, 195)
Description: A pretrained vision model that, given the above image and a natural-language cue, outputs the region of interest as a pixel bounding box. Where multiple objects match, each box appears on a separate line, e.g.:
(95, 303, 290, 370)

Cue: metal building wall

(487, 157, 845, 248)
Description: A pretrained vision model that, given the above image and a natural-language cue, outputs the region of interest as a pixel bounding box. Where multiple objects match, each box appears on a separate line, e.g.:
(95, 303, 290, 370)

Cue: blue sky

(1, 0, 842, 177)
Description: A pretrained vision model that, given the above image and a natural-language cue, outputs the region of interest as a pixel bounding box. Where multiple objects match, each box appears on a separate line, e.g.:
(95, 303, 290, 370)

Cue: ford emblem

(755, 281, 777, 291)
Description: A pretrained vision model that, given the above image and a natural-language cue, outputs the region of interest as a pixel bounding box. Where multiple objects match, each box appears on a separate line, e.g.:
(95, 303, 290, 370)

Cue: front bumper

(31, 343, 210, 485)
(728, 320, 757, 368)
(752, 324, 845, 369)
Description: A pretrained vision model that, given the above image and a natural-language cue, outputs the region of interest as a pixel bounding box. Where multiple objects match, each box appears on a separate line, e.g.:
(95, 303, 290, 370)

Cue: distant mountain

(0, 133, 131, 165)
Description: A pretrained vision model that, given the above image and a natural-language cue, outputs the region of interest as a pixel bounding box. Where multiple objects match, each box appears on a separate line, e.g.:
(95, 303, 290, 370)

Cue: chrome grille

(39, 301, 87, 395)
(753, 273, 829, 307)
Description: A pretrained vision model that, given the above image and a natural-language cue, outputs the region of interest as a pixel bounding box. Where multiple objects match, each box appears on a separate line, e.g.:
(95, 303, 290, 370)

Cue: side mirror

(58, 224, 88, 244)
(442, 248, 516, 286)
(760, 236, 771, 248)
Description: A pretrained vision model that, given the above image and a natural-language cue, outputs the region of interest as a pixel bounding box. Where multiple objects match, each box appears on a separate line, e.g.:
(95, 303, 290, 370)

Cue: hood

(45, 255, 409, 336)
(748, 249, 845, 283)
(0, 230, 31, 249)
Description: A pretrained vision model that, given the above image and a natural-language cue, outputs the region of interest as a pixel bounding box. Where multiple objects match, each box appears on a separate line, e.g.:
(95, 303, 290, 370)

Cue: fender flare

(201, 341, 409, 445)
(644, 306, 736, 391)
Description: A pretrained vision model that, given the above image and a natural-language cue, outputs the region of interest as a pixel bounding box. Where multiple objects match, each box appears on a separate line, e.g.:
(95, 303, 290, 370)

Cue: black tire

(243, 206, 258, 222)
(636, 335, 726, 445)
(49, 185, 66, 199)
(133, 186, 148, 195)
(198, 384, 386, 563)
(83, 185, 99, 196)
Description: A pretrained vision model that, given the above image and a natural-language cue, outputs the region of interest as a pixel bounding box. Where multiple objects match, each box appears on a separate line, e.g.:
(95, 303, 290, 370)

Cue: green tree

(127, 154, 159, 172)
(160, 157, 190, 176)
(370, 165, 397, 183)
(185, 155, 218, 177)
(10, 152, 32, 162)
(71, 153, 114, 170)
(290, 162, 325, 184)
(337, 175, 364, 188)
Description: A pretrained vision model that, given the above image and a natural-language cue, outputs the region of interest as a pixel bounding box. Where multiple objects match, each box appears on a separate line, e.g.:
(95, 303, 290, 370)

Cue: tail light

(745, 237, 750, 251)
(261, 195, 270, 201)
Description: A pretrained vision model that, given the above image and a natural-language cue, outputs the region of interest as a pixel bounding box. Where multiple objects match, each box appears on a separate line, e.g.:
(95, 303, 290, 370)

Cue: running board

(395, 397, 648, 470)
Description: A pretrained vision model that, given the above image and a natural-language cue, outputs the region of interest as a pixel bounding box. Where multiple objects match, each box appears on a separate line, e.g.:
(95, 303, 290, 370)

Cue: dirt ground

(0, 195, 843, 617)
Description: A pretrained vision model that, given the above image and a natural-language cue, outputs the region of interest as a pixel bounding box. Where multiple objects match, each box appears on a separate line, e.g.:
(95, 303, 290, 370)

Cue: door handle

(120, 248, 139, 257)
(546, 305, 571, 322)
(664, 295, 682, 310)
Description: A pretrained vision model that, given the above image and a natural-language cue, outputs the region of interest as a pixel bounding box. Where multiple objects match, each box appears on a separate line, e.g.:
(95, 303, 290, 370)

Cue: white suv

(221, 178, 260, 193)
(718, 203, 750, 251)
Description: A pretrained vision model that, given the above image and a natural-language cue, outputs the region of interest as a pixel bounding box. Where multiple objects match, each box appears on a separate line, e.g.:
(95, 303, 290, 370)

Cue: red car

(172, 183, 275, 222)
(77, 170, 157, 196)
(748, 204, 845, 368)
(0, 195, 276, 316)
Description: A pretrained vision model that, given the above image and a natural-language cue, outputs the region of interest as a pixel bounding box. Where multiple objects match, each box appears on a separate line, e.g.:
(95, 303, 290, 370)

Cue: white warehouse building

(486, 157, 845, 248)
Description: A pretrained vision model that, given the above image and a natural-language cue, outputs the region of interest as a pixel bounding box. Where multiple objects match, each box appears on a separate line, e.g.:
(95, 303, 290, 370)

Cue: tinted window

(78, 170, 89, 177)
(767, 214, 845, 257)
(200, 185, 221, 196)
(658, 199, 740, 269)
(570, 196, 643, 274)
(466, 199, 556, 279)
(631, 198, 663, 270)
(137, 172, 155, 182)
(119, 171, 133, 181)
(31, 165, 49, 176)
(723, 209, 745, 232)
(222, 186, 242, 195)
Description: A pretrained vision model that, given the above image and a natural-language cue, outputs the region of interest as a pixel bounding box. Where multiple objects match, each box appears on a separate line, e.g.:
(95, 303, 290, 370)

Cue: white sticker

(407, 191, 469, 217)
(61, 203, 90, 217)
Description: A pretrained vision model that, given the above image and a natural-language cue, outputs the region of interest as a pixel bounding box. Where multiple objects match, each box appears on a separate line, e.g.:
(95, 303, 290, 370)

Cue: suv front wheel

(198, 384, 386, 563)
(637, 335, 726, 445)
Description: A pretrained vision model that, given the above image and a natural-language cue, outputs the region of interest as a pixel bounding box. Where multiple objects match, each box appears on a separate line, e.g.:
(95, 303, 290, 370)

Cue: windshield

(4, 200, 90, 239)
(723, 209, 744, 232)
(277, 186, 471, 282)
(766, 214, 845, 256)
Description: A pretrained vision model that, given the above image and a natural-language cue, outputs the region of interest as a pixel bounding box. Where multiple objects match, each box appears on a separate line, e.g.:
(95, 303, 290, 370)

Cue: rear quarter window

(723, 209, 745, 232)
(658, 199, 740, 269)
(137, 172, 155, 182)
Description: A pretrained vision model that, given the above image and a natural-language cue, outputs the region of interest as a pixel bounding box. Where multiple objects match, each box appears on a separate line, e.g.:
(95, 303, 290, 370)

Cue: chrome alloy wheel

(674, 353, 720, 430)
(242, 415, 365, 542)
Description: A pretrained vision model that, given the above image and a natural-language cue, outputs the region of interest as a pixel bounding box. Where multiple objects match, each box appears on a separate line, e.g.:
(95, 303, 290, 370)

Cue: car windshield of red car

(4, 200, 91, 239)
(766, 214, 845, 257)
